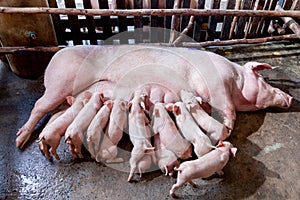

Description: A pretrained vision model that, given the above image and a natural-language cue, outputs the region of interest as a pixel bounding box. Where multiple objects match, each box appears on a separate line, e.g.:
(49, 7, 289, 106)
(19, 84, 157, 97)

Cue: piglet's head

(217, 141, 237, 157)
(244, 62, 293, 110)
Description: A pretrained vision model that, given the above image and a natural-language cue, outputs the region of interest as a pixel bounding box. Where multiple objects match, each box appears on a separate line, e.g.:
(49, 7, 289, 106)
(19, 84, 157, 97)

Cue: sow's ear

(244, 62, 278, 71)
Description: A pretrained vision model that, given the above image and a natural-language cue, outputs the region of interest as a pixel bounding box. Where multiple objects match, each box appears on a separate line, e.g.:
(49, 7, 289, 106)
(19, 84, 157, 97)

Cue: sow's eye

(273, 88, 281, 94)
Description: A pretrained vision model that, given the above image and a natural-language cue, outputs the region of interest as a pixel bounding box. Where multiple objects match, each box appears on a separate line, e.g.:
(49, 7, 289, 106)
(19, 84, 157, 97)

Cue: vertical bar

(83, 0, 97, 44)
(261, 0, 279, 36)
(255, 0, 271, 37)
(283, 0, 293, 9)
(221, 0, 236, 40)
(150, 0, 159, 42)
(116, 0, 128, 44)
(181, 0, 191, 32)
(165, 0, 174, 42)
(193, 0, 205, 42)
(134, 0, 143, 43)
(247, 0, 265, 38)
(235, 0, 253, 38)
(65, 0, 82, 45)
(206, 0, 221, 41)
(48, 0, 66, 45)
(99, 0, 113, 41)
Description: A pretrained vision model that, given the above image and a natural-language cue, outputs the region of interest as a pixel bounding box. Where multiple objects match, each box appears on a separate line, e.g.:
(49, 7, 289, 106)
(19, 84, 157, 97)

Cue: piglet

(86, 100, 113, 160)
(65, 91, 104, 158)
(167, 102, 214, 158)
(38, 96, 85, 160)
(154, 134, 179, 176)
(96, 98, 127, 163)
(170, 141, 237, 198)
(180, 90, 230, 144)
(127, 95, 156, 182)
(151, 103, 192, 160)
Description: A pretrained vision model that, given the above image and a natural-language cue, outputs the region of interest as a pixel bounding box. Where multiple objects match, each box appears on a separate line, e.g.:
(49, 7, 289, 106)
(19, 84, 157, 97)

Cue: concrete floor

(0, 42, 299, 199)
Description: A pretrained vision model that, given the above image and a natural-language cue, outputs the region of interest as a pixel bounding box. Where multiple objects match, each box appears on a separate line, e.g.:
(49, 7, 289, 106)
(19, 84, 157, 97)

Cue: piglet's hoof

(16, 129, 31, 149)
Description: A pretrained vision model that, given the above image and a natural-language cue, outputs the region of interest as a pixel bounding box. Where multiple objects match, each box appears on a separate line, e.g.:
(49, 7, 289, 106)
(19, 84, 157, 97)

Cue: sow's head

(244, 62, 293, 110)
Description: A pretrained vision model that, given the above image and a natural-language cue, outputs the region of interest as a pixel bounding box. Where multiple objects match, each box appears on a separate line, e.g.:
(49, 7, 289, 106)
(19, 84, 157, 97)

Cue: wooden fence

(0, 0, 299, 48)
(46, 0, 300, 46)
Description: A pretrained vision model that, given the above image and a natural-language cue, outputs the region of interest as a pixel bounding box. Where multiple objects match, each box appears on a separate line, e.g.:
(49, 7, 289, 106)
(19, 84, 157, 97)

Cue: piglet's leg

(188, 180, 196, 187)
(170, 181, 185, 198)
(223, 107, 236, 131)
(16, 92, 65, 149)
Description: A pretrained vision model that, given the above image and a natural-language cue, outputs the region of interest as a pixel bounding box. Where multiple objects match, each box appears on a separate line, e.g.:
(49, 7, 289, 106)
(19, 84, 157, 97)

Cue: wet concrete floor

(0, 42, 299, 199)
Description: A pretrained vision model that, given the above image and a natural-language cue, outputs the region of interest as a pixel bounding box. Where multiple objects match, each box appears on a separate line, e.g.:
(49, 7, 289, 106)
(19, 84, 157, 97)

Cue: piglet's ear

(99, 93, 105, 103)
(105, 100, 113, 109)
(244, 62, 278, 71)
(173, 104, 180, 115)
(84, 91, 93, 100)
(140, 101, 146, 110)
(165, 103, 173, 111)
(230, 147, 237, 157)
(154, 109, 160, 118)
(127, 102, 132, 112)
(217, 140, 224, 148)
(119, 101, 126, 111)
(66, 96, 75, 105)
(195, 96, 203, 104)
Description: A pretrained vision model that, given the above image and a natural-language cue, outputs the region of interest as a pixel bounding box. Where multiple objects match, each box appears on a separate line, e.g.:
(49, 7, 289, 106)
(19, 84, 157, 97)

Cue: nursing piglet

(180, 90, 230, 144)
(65, 91, 104, 158)
(170, 141, 237, 198)
(151, 103, 192, 160)
(86, 100, 113, 160)
(38, 96, 85, 160)
(154, 134, 179, 176)
(96, 99, 127, 163)
(167, 102, 214, 158)
(128, 95, 155, 182)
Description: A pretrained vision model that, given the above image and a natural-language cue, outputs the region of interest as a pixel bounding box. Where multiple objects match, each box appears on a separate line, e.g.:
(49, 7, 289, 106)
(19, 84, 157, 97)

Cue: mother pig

(16, 45, 292, 148)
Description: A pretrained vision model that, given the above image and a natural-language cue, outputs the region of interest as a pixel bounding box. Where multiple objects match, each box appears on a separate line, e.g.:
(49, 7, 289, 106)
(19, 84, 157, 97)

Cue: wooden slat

(193, 0, 205, 42)
(221, 0, 236, 40)
(235, 0, 254, 38)
(206, 0, 221, 41)
(182, 34, 299, 47)
(1, 7, 300, 18)
(47, 0, 66, 45)
(64, 0, 82, 45)
(83, 0, 97, 44)
(99, 0, 113, 41)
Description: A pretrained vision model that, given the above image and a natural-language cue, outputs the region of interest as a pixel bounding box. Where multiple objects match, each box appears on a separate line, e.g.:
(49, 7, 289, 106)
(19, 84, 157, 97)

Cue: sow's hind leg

(16, 89, 68, 149)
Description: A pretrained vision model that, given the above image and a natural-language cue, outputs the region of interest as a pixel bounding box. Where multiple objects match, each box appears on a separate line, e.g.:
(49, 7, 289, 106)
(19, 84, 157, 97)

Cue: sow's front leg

(15, 46, 104, 149)
(16, 90, 68, 149)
